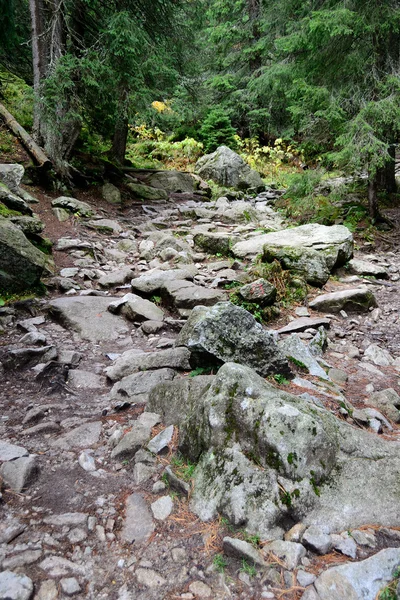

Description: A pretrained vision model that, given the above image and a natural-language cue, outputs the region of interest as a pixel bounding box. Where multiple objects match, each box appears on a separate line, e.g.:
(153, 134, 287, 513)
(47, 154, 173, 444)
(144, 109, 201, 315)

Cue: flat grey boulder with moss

(309, 286, 377, 313)
(0, 217, 54, 291)
(176, 301, 291, 377)
(263, 244, 330, 286)
(51, 196, 96, 218)
(195, 145, 264, 190)
(142, 170, 198, 194)
(126, 182, 168, 201)
(174, 362, 400, 539)
(232, 223, 353, 266)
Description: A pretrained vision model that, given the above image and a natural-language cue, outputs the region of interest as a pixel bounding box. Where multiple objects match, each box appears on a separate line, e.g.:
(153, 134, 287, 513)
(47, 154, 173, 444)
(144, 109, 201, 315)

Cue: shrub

(199, 108, 237, 153)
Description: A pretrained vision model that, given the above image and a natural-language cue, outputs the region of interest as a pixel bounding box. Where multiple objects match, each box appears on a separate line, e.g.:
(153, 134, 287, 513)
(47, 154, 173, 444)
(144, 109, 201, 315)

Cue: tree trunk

(377, 145, 397, 194)
(29, 0, 47, 142)
(111, 118, 128, 165)
(367, 174, 379, 221)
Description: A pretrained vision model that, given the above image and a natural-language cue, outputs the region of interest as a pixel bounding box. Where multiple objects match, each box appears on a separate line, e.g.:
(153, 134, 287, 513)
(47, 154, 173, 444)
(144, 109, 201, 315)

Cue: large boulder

(263, 245, 331, 286)
(232, 224, 353, 268)
(0, 163, 24, 191)
(309, 287, 377, 314)
(0, 217, 53, 291)
(195, 146, 264, 190)
(171, 363, 400, 538)
(126, 182, 168, 201)
(51, 196, 95, 217)
(142, 171, 198, 194)
(0, 183, 33, 215)
(176, 302, 291, 377)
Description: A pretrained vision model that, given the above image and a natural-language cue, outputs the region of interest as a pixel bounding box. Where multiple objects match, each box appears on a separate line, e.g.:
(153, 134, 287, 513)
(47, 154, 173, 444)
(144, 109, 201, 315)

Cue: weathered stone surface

(232, 224, 353, 266)
(2, 550, 42, 570)
(176, 302, 291, 377)
(102, 183, 121, 205)
(39, 556, 85, 578)
(263, 540, 306, 570)
(147, 425, 174, 454)
(309, 287, 377, 313)
(51, 196, 95, 217)
(223, 537, 265, 567)
(0, 163, 24, 190)
(108, 368, 176, 406)
(363, 344, 394, 367)
(263, 244, 330, 286)
(60, 578, 81, 596)
(143, 170, 197, 194)
(367, 388, 400, 422)
(35, 580, 58, 600)
(193, 232, 235, 256)
(86, 218, 122, 234)
(0, 441, 28, 462)
(302, 526, 332, 555)
(0, 455, 39, 493)
(331, 533, 357, 558)
(0, 570, 34, 600)
(0, 183, 33, 215)
(10, 215, 43, 233)
(151, 495, 173, 520)
(195, 146, 264, 190)
(348, 258, 388, 278)
(239, 278, 277, 305)
(278, 334, 329, 379)
(111, 423, 151, 459)
(277, 317, 331, 335)
(313, 548, 400, 600)
(120, 493, 154, 545)
(180, 363, 400, 537)
(105, 347, 191, 382)
(0, 216, 53, 291)
(52, 421, 102, 450)
(49, 296, 129, 342)
(68, 370, 105, 389)
(131, 268, 195, 294)
(108, 292, 164, 322)
(43, 513, 88, 527)
(98, 267, 134, 288)
(135, 568, 166, 588)
(127, 182, 168, 201)
(188, 581, 212, 598)
(163, 279, 225, 309)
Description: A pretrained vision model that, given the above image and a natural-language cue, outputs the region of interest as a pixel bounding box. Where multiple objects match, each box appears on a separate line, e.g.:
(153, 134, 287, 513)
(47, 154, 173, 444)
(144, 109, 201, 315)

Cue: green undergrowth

(0, 202, 22, 217)
(169, 453, 196, 482)
(0, 282, 47, 307)
(378, 566, 400, 599)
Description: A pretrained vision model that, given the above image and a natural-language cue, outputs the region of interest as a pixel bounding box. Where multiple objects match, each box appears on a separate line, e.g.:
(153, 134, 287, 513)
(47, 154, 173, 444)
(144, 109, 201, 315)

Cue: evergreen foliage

(199, 108, 237, 153)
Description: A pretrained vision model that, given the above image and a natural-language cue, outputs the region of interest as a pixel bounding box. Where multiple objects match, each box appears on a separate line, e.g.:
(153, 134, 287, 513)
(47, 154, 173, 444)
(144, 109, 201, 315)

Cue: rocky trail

(1, 153, 400, 600)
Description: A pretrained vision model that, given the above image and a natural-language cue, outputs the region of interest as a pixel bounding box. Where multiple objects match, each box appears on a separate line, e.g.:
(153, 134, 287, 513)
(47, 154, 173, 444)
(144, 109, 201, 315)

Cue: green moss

(0, 203, 22, 217)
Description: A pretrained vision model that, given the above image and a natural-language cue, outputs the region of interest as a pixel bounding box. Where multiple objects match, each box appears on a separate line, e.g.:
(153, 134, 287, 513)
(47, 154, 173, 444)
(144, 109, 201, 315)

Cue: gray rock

(309, 287, 377, 313)
(328, 368, 348, 385)
(147, 425, 174, 454)
(331, 533, 357, 558)
(108, 368, 176, 406)
(133, 462, 157, 485)
(301, 588, 321, 600)
(60, 578, 81, 596)
(21, 421, 61, 436)
(194, 232, 236, 256)
(53, 206, 70, 221)
(120, 493, 154, 545)
(363, 344, 394, 366)
(368, 388, 400, 422)
(0, 217, 53, 291)
(188, 581, 212, 598)
(0, 455, 39, 492)
(49, 296, 129, 342)
(263, 244, 331, 286)
(239, 278, 277, 305)
(163, 466, 191, 497)
(108, 292, 164, 322)
(351, 530, 376, 547)
(19, 330, 47, 345)
(2, 549, 42, 570)
(78, 450, 96, 472)
(232, 223, 353, 264)
(127, 182, 168, 201)
(10, 215, 44, 233)
(151, 495, 173, 520)
(102, 183, 121, 205)
(39, 556, 85, 577)
(0, 183, 33, 214)
(297, 571, 316, 587)
(0, 519, 26, 544)
(277, 317, 331, 334)
(263, 540, 306, 570)
(302, 526, 332, 555)
(313, 548, 400, 600)
(0, 441, 28, 462)
(111, 423, 151, 460)
(309, 327, 328, 356)
(105, 347, 191, 382)
(35, 580, 58, 600)
(135, 568, 167, 588)
(0, 570, 33, 600)
(278, 334, 329, 379)
(52, 421, 102, 450)
(0, 163, 24, 190)
(131, 268, 195, 294)
(51, 196, 95, 217)
(223, 537, 265, 567)
(176, 302, 291, 377)
(86, 218, 122, 234)
(4, 346, 57, 371)
(163, 279, 225, 310)
(195, 146, 264, 190)
(143, 170, 197, 194)
(98, 267, 134, 288)
(43, 513, 88, 527)
(348, 258, 388, 278)
(68, 370, 105, 389)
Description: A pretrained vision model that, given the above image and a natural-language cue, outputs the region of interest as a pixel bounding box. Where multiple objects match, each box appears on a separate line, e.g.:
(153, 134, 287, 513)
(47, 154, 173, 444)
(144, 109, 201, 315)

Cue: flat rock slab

(163, 279, 226, 309)
(313, 547, 400, 600)
(0, 570, 34, 600)
(131, 268, 195, 294)
(232, 223, 353, 265)
(120, 493, 154, 545)
(49, 296, 129, 342)
(0, 455, 39, 493)
(105, 347, 191, 382)
(0, 441, 28, 462)
(52, 421, 102, 450)
(109, 368, 176, 406)
(348, 258, 388, 278)
(51, 196, 95, 218)
(276, 317, 331, 334)
(109, 293, 164, 322)
(309, 287, 377, 314)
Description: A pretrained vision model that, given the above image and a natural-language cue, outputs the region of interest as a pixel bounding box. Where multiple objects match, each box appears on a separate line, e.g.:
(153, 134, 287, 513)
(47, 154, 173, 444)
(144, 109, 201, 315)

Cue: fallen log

(0, 102, 51, 169)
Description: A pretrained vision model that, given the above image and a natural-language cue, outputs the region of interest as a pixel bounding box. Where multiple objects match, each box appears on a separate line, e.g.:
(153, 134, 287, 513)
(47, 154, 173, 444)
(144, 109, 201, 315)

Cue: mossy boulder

(263, 244, 330, 286)
(195, 146, 264, 190)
